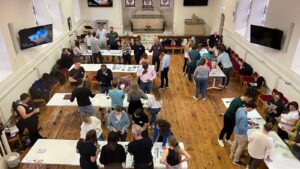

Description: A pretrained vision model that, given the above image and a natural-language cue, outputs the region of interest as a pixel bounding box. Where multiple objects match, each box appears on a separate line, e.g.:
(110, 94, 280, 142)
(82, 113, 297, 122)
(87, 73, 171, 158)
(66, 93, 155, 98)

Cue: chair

(241, 71, 259, 92)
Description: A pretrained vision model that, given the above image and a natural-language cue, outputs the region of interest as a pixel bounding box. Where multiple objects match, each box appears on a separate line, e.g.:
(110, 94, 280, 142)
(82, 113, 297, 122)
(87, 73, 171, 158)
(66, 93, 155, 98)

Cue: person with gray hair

(128, 124, 154, 169)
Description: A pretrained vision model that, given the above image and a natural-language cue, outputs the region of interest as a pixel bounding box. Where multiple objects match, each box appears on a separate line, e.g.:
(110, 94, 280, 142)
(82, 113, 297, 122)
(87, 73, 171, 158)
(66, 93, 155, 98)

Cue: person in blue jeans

(148, 87, 162, 127)
(193, 59, 210, 101)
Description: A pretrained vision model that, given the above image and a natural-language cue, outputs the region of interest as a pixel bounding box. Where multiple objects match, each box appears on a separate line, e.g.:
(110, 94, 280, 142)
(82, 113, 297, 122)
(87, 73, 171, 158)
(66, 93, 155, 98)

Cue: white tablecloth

(221, 98, 300, 169)
(69, 64, 140, 73)
(21, 139, 188, 169)
(82, 50, 152, 57)
(47, 93, 151, 108)
(209, 66, 225, 78)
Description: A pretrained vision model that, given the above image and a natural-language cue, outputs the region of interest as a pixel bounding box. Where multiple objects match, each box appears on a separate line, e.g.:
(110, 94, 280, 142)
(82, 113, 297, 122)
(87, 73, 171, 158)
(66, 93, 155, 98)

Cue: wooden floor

(20, 55, 249, 169)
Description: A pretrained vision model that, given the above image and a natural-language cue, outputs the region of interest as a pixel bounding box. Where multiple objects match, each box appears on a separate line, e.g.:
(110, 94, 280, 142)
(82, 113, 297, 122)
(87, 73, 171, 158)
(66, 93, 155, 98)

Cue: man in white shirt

(217, 46, 232, 88)
(90, 32, 103, 63)
(84, 32, 92, 50)
(247, 122, 273, 169)
(96, 24, 107, 49)
(160, 50, 170, 89)
(80, 114, 103, 140)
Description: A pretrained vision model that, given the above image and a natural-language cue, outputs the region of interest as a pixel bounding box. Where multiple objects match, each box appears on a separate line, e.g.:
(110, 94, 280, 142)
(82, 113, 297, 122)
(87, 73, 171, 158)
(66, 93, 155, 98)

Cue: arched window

(0, 29, 12, 82)
(291, 38, 300, 75)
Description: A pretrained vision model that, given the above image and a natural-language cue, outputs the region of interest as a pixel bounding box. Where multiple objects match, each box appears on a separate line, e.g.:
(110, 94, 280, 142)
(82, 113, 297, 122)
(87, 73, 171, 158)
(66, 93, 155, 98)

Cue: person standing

(107, 105, 130, 141)
(90, 32, 103, 63)
(160, 136, 191, 169)
(84, 32, 92, 50)
(160, 50, 170, 89)
(100, 131, 126, 169)
(106, 26, 119, 61)
(149, 38, 163, 72)
(137, 62, 157, 93)
(132, 108, 149, 138)
(247, 122, 273, 169)
(218, 94, 254, 147)
(68, 61, 85, 87)
(15, 93, 44, 145)
(128, 124, 154, 169)
(217, 46, 232, 88)
(127, 82, 148, 116)
(193, 59, 210, 101)
(231, 102, 257, 167)
(70, 79, 98, 116)
(152, 119, 172, 149)
(148, 87, 162, 128)
(80, 114, 103, 141)
(207, 32, 221, 48)
(96, 24, 107, 49)
(132, 39, 145, 64)
(108, 81, 125, 109)
(183, 40, 192, 76)
(96, 64, 113, 93)
(121, 39, 131, 64)
(76, 129, 100, 169)
(187, 45, 200, 81)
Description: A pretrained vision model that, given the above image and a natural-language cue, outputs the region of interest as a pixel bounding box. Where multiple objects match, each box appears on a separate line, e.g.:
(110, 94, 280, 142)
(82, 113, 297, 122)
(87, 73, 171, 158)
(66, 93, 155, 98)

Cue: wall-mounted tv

(184, 0, 208, 6)
(19, 24, 53, 50)
(88, 0, 113, 7)
(250, 25, 283, 50)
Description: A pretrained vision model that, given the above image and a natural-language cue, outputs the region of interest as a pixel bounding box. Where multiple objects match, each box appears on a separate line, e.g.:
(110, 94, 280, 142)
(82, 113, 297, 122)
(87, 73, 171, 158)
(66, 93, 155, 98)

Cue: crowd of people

(13, 25, 300, 169)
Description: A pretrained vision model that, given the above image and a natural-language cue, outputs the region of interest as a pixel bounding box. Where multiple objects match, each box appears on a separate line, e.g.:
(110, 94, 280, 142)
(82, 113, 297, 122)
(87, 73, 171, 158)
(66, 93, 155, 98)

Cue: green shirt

(224, 97, 245, 120)
(107, 32, 118, 46)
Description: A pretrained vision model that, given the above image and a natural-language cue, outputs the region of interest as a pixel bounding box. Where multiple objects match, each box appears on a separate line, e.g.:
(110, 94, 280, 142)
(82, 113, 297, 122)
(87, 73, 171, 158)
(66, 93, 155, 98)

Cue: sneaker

(218, 84, 224, 88)
(233, 161, 246, 167)
(202, 98, 206, 101)
(193, 96, 199, 101)
(165, 86, 169, 88)
(159, 86, 165, 89)
(218, 139, 224, 147)
(225, 139, 233, 145)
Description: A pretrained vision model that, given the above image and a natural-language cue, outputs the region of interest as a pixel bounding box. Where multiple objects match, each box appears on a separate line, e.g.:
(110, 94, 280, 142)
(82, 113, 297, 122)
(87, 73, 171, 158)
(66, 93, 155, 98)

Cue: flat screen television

(250, 25, 283, 50)
(184, 0, 208, 6)
(19, 24, 53, 50)
(88, 0, 113, 7)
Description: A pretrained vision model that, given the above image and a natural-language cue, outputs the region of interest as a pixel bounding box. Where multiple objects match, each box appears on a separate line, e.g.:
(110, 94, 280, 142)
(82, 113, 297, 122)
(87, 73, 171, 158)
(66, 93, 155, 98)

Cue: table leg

(52, 106, 63, 125)
(207, 78, 222, 90)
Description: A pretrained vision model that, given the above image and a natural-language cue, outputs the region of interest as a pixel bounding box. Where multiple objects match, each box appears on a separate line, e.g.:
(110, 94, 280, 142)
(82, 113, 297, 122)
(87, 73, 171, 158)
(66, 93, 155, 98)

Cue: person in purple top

(149, 38, 163, 72)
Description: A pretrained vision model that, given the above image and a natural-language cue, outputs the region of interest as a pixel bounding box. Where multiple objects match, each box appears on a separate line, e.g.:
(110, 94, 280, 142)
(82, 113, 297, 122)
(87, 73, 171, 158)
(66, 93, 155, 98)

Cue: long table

(21, 139, 188, 169)
(69, 64, 140, 73)
(221, 98, 300, 169)
(207, 66, 226, 90)
(48, 93, 152, 124)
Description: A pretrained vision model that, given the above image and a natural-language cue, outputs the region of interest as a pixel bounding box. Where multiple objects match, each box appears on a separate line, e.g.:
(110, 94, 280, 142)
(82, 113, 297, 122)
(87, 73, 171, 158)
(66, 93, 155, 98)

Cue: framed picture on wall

(125, 0, 135, 7)
(160, 0, 170, 7)
(143, 0, 153, 8)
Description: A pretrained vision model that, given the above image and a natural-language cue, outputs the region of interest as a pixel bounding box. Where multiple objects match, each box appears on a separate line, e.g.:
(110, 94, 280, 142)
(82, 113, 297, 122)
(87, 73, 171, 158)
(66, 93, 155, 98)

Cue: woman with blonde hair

(148, 86, 162, 128)
(183, 40, 192, 76)
(127, 82, 148, 115)
(160, 136, 191, 169)
(122, 39, 131, 64)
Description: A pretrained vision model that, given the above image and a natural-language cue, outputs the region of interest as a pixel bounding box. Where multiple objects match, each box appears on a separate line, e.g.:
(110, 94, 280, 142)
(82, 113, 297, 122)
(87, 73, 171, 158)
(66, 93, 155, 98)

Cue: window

(32, 0, 64, 36)
(292, 39, 300, 76)
(234, 0, 269, 38)
(0, 29, 12, 82)
(72, 0, 81, 22)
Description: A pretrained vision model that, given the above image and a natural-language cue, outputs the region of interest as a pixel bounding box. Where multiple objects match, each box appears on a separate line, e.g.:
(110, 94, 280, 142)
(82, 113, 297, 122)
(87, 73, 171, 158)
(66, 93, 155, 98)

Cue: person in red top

(204, 56, 212, 70)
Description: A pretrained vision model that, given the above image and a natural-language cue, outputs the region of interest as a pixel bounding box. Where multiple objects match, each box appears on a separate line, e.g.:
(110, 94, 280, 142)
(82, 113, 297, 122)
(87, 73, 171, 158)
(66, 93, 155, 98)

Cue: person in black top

(58, 48, 73, 69)
(15, 93, 44, 145)
(132, 108, 149, 138)
(96, 64, 113, 93)
(70, 80, 99, 116)
(128, 124, 153, 169)
(100, 131, 126, 168)
(68, 61, 85, 87)
(160, 136, 191, 169)
(207, 32, 221, 48)
(239, 62, 253, 76)
(264, 92, 285, 124)
(131, 40, 145, 64)
(77, 129, 100, 169)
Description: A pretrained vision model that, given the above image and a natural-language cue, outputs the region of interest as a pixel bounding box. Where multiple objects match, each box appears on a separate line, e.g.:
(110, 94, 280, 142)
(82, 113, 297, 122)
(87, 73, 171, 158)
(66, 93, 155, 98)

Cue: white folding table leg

(52, 106, 63, 125)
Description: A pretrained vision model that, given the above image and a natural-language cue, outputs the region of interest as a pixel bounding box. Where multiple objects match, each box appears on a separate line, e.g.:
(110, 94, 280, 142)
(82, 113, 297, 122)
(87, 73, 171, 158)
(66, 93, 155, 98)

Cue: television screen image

(184, 0, 208, 6)
(88, 0, 113, 7)
(19, 24, 53, 50)
(250, 25, 283, 50)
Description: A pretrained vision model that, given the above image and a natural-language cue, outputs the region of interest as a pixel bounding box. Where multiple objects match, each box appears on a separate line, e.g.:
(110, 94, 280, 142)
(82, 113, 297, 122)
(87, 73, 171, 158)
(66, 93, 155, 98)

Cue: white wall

(79, 0, 123, 33)
(216, 0, 300, 101)
(0, 0, 84, 122)
(173, 0, 220, 35)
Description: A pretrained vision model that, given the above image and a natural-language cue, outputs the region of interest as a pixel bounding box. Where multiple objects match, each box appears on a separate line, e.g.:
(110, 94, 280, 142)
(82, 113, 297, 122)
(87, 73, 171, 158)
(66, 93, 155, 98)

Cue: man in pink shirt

(137, 62, 157, 93)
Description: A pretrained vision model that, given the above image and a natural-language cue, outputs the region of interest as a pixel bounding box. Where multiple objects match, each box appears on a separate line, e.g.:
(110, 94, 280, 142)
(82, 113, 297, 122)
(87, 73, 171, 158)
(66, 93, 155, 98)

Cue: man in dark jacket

(132, 40, 145, 64)
(96, 64, 113, 93)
